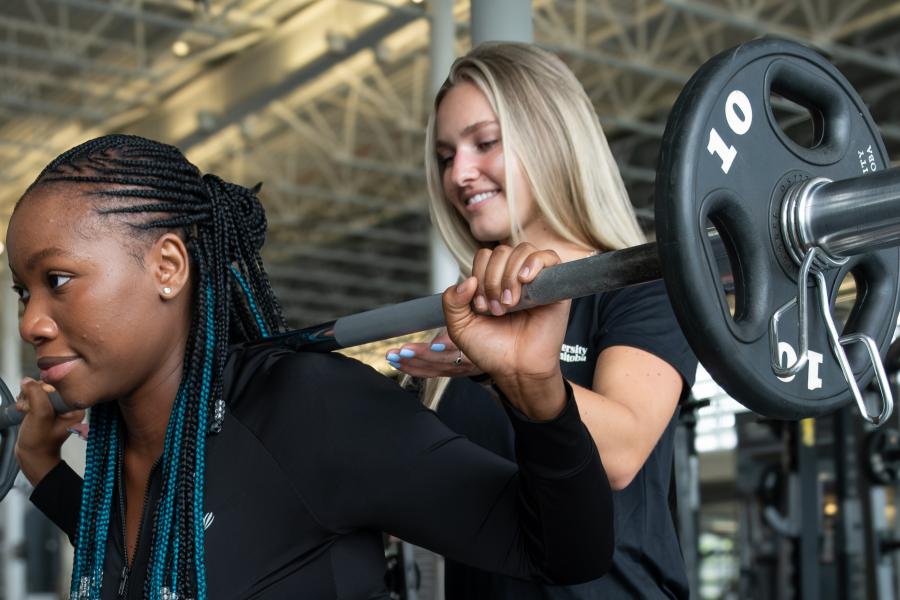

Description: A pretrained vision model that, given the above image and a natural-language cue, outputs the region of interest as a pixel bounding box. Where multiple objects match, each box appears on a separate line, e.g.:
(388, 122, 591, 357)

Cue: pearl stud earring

(163, 287, 173, 295)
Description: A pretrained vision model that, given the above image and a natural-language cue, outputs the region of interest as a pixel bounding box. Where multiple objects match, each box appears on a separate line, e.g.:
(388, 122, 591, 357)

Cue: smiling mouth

(466, 190, 499, 207)
(37, 356, 81, 384)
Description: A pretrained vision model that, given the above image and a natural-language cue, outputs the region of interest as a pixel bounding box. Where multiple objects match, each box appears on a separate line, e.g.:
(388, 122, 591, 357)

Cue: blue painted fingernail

(388, 360, 402, 370)
(67, 428, 86, 440)
(430, 343, 446, 352)
(399, 348, 416, 358)
(387, 352, 401, 361)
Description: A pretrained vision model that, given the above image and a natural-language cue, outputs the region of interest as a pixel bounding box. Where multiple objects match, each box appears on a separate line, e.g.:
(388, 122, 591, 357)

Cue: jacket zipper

(117, 440, 162, 600)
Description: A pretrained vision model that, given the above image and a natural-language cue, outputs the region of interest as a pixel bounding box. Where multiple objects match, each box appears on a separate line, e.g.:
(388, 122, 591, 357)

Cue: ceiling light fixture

(172, 40, 191, 57)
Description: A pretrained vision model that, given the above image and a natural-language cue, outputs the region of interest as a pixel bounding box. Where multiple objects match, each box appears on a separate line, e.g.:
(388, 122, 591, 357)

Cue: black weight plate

(0, 377, 19, 500)
(655, 38, 900, 420)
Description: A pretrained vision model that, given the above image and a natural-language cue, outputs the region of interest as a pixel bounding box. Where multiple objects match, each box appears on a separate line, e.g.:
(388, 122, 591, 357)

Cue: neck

(117, 337, 187, 462)
(508, 220, 597, 263)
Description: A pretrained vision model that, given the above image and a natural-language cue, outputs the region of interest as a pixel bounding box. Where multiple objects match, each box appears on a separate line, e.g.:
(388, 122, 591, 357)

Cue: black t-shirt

(438, 281, 698, 600)
(31, 346, 615, 599)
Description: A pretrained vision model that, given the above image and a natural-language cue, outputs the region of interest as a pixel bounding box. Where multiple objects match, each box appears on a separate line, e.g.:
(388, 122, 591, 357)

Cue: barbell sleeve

(787, 168, 900, 261)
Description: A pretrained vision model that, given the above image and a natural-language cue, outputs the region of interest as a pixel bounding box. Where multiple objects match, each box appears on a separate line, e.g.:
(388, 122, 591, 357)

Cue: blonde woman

(386, 42, 698, 599)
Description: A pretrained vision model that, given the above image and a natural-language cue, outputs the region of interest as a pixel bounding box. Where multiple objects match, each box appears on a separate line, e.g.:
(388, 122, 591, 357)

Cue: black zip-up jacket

(31, 345, 614, 599)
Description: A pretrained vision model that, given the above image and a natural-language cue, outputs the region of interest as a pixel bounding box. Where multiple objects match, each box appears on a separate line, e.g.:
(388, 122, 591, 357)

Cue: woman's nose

(19, 298, 58, 345)
(451, 151, 479, 186)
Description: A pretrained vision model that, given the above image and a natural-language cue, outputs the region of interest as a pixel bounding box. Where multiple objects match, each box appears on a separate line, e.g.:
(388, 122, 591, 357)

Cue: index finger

(18, 378, 59, 420)
(471, 249, 493, 314)
(517, 249, 562, 284)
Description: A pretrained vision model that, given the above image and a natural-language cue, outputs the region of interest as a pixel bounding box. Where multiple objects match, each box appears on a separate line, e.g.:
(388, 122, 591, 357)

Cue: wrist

(492, 372, 567, 421)
(16, 450, 62, 487)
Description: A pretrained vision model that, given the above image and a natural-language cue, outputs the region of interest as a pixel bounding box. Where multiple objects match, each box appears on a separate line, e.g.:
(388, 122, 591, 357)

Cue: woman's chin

(55, 388, 104, 412)
(470, 223, 511, 244)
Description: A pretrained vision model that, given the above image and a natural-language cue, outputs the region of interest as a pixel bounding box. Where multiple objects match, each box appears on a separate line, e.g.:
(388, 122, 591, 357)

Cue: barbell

(260, 38, 900, 424)
(0, 38, 898, 502)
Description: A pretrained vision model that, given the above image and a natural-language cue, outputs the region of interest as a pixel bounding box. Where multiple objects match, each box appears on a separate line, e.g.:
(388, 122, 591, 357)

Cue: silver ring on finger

(454, 351, 464, 367)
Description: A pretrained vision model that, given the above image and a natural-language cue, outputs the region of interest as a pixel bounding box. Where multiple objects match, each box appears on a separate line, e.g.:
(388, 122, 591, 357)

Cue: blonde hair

(422, 42, 645, 408)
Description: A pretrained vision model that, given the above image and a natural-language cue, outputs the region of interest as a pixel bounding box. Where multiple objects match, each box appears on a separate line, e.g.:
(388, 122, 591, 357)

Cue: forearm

(309, 362, 614, 584)
(570, 381, 674, 490)
(17, 452, 63, 488)
(503, 381, 614, 583)
(29, 460, 84, 545)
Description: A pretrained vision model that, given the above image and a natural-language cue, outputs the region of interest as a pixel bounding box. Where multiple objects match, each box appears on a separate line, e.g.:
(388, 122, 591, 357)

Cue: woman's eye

(48, 274, 72, 290)
(438, 153, 454, 168)
(11, 286, 29, 302)
(477, 139, 498, 152)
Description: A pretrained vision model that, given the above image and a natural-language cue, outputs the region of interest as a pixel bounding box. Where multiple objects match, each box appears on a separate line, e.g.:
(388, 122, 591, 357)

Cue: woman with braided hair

(8, 134, 614, 599)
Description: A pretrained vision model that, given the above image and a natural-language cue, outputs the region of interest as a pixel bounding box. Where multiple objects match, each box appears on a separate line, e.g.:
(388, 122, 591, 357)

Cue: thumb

(442, 276, 478, 329)
(66, 423, 90, 440)
(60, 409, 86, 425)
(431, 330, 453, 345)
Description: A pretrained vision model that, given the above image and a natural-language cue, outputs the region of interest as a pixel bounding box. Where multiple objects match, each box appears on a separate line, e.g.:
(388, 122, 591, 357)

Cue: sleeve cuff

(499, 380, 595, 478)
(30, 460, 83, 544)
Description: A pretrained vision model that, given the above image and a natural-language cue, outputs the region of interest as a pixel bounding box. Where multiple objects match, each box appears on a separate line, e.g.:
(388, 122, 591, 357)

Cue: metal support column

(431, 0, 534, 289)
(429, 0, 458, 294)
(470, 0, 533, 45)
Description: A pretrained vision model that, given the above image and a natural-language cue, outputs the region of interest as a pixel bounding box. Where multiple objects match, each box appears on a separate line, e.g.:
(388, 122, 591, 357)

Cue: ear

(149, 233, 190, 300)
